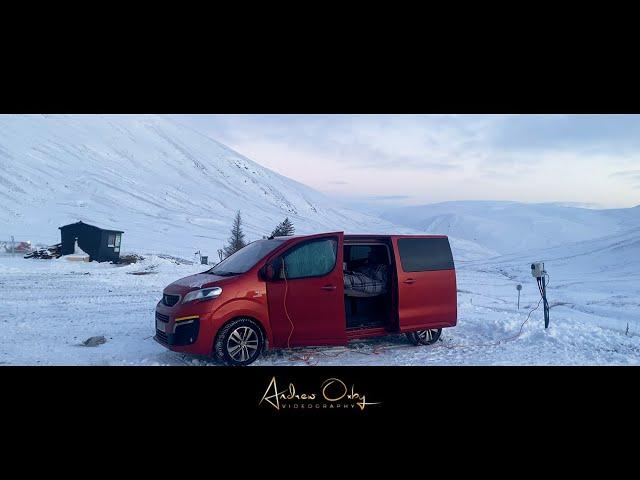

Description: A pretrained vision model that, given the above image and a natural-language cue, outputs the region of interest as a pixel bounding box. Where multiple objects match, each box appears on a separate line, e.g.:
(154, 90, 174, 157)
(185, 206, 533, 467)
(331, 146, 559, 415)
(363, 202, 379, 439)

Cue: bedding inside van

(343, 242, 393, 329)
(343, 263, 388, 297)
(343, 244, 390, 297)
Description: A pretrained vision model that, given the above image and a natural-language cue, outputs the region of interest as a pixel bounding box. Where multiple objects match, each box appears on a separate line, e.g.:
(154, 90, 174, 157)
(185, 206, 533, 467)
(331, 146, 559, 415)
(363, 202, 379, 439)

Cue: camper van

(155, 233, 457, 365)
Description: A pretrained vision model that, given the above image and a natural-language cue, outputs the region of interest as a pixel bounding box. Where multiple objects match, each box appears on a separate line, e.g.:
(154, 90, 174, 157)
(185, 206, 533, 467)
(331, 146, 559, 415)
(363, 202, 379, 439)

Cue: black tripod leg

(542, 276, 550, 329)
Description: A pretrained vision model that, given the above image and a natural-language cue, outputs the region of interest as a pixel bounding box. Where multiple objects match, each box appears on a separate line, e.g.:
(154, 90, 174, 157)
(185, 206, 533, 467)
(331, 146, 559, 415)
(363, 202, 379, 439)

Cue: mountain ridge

(0, 114, 406, 257)
(381, 200, 640, 255)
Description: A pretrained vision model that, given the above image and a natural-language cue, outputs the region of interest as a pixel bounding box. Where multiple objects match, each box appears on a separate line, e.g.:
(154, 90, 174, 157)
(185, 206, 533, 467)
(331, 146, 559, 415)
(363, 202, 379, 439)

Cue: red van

(154, 233, 457, 365)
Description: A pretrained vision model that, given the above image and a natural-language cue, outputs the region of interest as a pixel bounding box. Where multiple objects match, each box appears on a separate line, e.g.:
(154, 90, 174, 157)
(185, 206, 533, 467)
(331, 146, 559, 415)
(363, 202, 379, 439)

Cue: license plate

(156, 319, 167, 333)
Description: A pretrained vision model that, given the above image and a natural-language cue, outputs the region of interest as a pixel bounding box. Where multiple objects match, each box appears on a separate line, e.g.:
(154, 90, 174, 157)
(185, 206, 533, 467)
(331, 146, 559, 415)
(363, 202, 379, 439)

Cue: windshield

(208, 239, 285, 276)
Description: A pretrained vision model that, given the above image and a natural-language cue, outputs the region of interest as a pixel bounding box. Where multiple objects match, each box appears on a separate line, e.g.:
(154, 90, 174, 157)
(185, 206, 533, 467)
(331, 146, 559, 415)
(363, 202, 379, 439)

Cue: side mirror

(260, 257, 282, 281)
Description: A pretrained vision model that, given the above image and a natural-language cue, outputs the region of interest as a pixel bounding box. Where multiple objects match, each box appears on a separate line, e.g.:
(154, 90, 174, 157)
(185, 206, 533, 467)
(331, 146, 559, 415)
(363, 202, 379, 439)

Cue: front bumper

(154, 311, 200, 347)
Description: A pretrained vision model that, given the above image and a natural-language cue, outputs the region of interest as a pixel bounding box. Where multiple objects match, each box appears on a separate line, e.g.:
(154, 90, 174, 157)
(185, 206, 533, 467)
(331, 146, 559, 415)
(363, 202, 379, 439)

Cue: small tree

(223, 210, 247, 258)
(271, 217, 295, 237)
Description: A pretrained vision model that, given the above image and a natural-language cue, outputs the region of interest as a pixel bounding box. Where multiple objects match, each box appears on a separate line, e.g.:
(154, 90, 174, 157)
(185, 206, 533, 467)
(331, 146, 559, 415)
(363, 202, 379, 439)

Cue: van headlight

(182, 287, 223, 304)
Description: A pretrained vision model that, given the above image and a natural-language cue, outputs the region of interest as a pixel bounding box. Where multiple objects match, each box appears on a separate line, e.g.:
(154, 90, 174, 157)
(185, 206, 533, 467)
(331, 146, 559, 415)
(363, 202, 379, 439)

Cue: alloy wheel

(406, 328, 442, 346)
(226, 326, 260, 362)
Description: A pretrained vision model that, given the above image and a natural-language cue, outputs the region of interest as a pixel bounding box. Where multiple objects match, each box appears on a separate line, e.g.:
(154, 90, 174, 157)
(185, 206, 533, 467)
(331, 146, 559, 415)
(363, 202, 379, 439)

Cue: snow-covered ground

(2, 246, 638, 366)
(0, 255, 203, 365)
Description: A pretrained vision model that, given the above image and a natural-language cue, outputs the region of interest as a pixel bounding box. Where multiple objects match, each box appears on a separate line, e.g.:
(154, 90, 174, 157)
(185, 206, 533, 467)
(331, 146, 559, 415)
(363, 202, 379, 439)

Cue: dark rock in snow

(82, 336, 107, 347)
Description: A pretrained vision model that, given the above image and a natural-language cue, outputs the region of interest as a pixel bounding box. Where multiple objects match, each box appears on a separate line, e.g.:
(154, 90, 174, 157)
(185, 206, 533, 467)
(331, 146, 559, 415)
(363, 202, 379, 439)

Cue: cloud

(367, 195, 413, 201)
(177, 114, 466, 172)
(488, 115, 640, 154)
(609, 170, 640, 194)
(609, 169, 640, 179)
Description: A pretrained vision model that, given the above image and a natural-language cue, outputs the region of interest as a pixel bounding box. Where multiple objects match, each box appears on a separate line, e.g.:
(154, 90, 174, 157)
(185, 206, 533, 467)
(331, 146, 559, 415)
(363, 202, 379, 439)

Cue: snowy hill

(381, 201, 640, 256)
(0, 114, 407, 258)
(456, 224, 640, 336)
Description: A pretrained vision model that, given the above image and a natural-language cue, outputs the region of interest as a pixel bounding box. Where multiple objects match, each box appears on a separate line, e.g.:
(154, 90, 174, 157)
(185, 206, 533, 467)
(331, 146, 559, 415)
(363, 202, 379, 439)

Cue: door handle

(321, 285, 337, 291)
(403, 278, 416, 284)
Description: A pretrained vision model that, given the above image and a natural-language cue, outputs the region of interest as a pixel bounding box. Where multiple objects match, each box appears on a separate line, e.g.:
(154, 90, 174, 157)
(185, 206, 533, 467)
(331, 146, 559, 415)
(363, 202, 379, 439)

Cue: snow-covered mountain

(0, 114, 407, 258)
(381, 201, 640, 256)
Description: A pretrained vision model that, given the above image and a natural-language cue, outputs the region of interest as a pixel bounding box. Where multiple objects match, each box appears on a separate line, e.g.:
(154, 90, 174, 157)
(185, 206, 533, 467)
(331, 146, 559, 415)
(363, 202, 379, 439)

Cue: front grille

(155, 329, 168, 345)
(155, 312, 169, 322)
(162, 294, 180, 307)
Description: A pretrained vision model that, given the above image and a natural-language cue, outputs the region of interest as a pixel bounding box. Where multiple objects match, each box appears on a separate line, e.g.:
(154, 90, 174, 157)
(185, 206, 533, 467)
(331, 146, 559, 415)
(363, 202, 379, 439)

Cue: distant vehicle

(2, 241, 32, 253)
(155, 233, 457, 365)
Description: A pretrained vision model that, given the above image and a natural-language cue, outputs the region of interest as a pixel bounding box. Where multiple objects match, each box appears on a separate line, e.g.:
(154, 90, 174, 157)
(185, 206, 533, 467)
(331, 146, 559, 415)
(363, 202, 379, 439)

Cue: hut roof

(59, 221, 124, 233)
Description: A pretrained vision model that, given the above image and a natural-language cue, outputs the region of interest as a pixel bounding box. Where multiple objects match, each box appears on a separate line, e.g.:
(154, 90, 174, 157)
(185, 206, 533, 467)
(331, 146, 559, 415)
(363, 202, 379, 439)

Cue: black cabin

(59, 221, 124, 263)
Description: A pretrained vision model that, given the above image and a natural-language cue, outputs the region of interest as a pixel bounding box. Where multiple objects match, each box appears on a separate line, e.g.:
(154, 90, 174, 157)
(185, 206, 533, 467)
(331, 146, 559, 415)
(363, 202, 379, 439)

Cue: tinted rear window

(397, 238, 454, 272)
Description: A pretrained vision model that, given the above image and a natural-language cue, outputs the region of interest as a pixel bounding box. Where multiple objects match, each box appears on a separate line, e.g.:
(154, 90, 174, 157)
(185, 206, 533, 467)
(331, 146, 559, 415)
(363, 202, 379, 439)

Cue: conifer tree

(270, 217, 295, 237)
(223, 210, 247, 258)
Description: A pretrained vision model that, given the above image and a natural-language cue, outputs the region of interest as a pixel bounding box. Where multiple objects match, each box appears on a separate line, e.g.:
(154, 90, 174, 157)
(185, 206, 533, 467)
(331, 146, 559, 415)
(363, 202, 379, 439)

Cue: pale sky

(172, 114, 640, 209)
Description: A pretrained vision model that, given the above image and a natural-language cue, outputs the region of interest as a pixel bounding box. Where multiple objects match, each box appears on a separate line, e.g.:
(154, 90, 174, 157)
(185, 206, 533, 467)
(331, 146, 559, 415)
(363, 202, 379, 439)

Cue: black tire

(406, 328, 442, 346)
(214, 318, 265, 366)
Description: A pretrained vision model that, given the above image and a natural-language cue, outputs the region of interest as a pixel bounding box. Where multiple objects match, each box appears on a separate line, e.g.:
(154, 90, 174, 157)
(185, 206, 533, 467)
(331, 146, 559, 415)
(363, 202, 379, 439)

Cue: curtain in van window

(283, 238, 337, 279)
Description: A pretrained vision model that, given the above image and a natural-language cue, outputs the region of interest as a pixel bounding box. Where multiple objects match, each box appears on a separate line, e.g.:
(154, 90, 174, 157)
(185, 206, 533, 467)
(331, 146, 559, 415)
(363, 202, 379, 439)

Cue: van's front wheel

(406, 328, 442, 346)
(214, 318, 264, 366)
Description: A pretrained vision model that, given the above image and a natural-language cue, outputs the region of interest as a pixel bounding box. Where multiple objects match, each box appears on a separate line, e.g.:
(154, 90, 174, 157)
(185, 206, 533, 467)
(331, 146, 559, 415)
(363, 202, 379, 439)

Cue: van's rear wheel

(214, 318, 264, 366)
(406, 328, 442, 346)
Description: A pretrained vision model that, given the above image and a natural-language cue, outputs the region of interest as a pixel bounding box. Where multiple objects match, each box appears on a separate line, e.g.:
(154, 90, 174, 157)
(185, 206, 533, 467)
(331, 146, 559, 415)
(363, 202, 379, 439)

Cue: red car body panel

(154, 232, 457, 356)
(391, 235, 458, 331)
(155, 271, 273, 356)
(266, 232, 346, 348)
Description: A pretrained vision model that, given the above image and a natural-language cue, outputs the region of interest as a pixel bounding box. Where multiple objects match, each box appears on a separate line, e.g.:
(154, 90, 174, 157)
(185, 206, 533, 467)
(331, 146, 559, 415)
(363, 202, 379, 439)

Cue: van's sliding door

(392, 236, 457, 331)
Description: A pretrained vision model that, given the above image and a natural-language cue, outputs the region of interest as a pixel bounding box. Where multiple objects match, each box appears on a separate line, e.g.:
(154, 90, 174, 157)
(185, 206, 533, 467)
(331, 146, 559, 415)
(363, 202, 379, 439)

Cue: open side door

(392, 235, 457, 331)
(266, 232, 346, 348)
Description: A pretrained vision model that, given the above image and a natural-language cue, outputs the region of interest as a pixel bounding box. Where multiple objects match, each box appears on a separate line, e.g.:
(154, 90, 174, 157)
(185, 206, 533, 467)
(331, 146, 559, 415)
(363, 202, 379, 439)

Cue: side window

(397, 238, 454, 272)
(349, 244, 390, 264)
(107, 234, 116, 247)
(349, 245, 372, 262)
(281, 237, 338, 279)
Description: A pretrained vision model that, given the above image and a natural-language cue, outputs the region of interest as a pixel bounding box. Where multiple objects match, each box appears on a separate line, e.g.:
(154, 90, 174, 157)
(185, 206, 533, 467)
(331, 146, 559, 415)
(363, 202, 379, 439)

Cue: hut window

(115, 234, 121, 247)
(107, 234, 116, 247)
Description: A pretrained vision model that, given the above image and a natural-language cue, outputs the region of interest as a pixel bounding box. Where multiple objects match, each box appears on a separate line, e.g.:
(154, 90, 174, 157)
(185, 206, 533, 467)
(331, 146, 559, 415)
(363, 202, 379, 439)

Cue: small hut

(59, 221, 124, 263)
